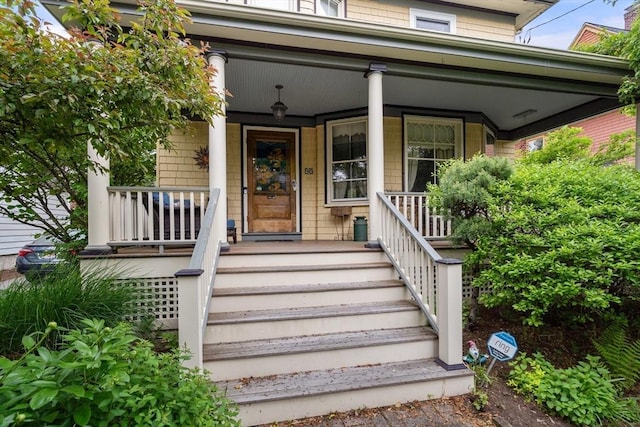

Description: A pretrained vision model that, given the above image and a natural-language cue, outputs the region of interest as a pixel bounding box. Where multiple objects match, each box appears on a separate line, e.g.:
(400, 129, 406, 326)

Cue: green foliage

(592, 318, 640, 391)
(519, 127, 591, 165)
(508, 353, 639, 426)
(476, 158, 640, 326)
(428, 155, 513, 249)
(0, 0, 222, 243)
(591, 129, 636, 166)
(0, 263, 139, 355)
(578, 1, 640, 105)
(0, 319, 240, 426)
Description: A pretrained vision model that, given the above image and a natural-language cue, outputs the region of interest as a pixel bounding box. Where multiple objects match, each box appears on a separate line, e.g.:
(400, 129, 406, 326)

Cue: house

(42, 0, 633, 424)
(516, 3, 638, 160)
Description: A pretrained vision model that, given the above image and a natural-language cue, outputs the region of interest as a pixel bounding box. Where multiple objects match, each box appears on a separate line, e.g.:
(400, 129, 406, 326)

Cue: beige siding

(299, 0, 314, 14)
(158, 122, 209, 187)
(301, 126, 318, 240)
(226, 124, 242, 225)
(493, 140, 517, 159)
(464, 123, 484, 159)
(347, 0, 515, 43)
(384, 117, 403, 192)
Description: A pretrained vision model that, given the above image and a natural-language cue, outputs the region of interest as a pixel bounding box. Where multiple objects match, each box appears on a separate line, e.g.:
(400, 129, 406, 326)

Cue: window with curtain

(404, 116, 463, 191)
(327, 118, 367, 203)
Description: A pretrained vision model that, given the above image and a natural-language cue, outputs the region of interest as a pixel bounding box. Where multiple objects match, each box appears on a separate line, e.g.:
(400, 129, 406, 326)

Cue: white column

(436, 258, 466, 370)
(366, 64, 386, 244)
(84, 143, 112, 254)
(207, 50, 228, 248)
(636, 102, 640, 170)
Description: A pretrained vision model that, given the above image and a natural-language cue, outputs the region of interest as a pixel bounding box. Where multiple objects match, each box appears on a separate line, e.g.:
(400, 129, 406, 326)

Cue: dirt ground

(261, 308, 599, 427)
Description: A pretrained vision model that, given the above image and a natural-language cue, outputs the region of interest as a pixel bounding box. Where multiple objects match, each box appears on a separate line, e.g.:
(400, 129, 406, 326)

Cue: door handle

(292, 180, 297, 191)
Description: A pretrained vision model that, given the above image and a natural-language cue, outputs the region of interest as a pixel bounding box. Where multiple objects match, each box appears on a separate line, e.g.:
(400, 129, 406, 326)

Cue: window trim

(326, 116, 368, 206)
(409, 8, 457, 34)
(246, 0, 296, 11)
(403, 115, 464, 191)
(316, 0, 345, 17)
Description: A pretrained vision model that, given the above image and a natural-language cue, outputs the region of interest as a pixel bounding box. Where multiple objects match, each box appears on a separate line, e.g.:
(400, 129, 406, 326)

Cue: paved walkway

(260, 397, 495, 427)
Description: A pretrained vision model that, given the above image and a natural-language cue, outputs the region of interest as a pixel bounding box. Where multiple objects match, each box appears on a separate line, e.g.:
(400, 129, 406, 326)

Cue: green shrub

(508, 353, 639, 426)
(0, 264, 139, 355)
(0, 319, 239, 426)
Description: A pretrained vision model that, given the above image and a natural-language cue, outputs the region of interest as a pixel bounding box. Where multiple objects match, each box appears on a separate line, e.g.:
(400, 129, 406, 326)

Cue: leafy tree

(0, 0, 223, 244)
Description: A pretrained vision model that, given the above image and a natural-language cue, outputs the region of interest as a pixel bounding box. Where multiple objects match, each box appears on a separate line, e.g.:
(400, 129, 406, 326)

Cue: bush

(0, 264, 139, 355)
(0, 319, 239, 426)
(508, 353, 639, 426)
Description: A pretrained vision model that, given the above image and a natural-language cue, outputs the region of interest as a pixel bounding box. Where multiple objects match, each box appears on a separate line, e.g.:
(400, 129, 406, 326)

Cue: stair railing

(174, 188, 222, 369)
(377, 192, 465, 370)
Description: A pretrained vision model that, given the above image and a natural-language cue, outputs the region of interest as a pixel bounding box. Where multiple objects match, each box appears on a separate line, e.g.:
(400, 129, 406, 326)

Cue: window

(317, 0, 344, 17)
(247, 0, 295, 11)
(484, 126, 496, 146)
(410, 9, 456, 34)
(327, 118, 367, 203)
(404, 116, 463, 191)
(527, 137, 544, 152)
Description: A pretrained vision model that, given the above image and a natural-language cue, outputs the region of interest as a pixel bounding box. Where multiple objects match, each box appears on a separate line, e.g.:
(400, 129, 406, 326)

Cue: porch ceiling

(42, 0, 629, 139)
(223, 56, 601, 134)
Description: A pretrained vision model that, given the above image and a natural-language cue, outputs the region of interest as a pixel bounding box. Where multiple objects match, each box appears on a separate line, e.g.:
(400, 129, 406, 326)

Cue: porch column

(83, 143, 112, 255)
(207, 50, 228, 248)
(636, 102, 640, 170)
(366, 63, 387, 245)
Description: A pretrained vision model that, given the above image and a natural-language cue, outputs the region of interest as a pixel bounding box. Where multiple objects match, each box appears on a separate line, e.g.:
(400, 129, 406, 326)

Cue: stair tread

(216, 261, 392, 274)
(212, 280, 403, 296)
(217, 359, 471, 404)
(204, 326, 435, 361)
(208, 300, 419, 324)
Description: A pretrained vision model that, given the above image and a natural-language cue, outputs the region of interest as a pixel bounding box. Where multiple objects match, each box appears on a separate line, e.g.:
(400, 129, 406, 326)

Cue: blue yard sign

(487, 331, 518, 362)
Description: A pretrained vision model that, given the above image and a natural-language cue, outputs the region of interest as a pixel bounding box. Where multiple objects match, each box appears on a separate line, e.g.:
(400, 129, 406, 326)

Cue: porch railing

(377, 192, 464, 369)
(385, 192, 450, 239)
(175, 188, 222, 369)
(107, 186, 208, 247)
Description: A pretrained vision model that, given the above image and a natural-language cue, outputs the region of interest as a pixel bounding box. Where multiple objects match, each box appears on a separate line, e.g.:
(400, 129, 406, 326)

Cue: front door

(247, 130, 297, 233)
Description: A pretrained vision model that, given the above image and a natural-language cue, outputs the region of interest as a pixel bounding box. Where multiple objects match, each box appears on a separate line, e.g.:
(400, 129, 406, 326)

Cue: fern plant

(592, 319, 640, 391)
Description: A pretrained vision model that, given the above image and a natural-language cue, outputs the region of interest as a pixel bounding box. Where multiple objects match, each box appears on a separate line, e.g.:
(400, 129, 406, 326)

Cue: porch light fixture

(271, 84, 288, 122)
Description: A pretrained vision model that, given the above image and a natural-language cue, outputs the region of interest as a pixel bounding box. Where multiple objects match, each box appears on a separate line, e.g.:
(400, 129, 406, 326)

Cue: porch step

(210, 280, 408, 311)
(204, 326, 437, 381)
(205, 300, 423, 343)
(219, 246, 388, 268)
(215, 261, 395, 287)
(215, 359, 473, 426)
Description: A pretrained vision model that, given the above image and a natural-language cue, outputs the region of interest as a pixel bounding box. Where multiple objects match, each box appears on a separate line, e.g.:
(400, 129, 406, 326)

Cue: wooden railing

(175, 188, 222, 369)
(377, 192, 465, 369)
(107, 187, 208, 247)
(385, 192, 450, 239)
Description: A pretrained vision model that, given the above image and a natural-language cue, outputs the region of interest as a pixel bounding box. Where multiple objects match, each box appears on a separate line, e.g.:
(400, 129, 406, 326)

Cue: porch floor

(106, 239, 456, 258)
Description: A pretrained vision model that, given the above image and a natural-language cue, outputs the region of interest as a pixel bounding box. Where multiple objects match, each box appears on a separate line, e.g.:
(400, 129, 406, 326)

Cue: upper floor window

(410, 9, 457, 34)
(245, 0, 295, 11)
(327, 117, 367, 203)
(317, 0, 344, 17)
(404, 116, 463, 191)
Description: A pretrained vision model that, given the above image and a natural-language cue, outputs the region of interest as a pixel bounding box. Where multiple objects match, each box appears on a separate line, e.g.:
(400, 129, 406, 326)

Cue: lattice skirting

(126, 277, 179, 330)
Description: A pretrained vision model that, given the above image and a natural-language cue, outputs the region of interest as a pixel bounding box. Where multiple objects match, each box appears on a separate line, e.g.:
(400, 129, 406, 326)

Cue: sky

(36, 0, 636, 50)
(519, 0, 636, 49)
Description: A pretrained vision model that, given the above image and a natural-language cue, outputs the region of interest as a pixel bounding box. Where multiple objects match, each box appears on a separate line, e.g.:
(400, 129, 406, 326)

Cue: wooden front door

(247, 130, 297, 233)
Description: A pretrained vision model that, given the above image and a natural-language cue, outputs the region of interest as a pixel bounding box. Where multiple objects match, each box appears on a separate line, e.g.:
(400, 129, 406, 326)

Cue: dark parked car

(15, 235, 64, 275)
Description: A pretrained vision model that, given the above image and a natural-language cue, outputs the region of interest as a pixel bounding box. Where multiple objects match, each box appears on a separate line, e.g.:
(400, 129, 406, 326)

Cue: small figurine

(463, 340, 488, 365)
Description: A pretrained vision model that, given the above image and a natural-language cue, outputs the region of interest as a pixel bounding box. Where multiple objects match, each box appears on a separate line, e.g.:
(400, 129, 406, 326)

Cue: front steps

(207, 244, 473, 426)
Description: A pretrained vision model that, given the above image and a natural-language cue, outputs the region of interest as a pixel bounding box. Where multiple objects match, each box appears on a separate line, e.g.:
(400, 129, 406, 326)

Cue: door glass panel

(253, 140, 289, 193)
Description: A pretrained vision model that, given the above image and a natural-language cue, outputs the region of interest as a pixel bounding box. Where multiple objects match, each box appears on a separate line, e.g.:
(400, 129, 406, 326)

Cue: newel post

(435, 258, 467, 370)
(175, 270, 204, 369)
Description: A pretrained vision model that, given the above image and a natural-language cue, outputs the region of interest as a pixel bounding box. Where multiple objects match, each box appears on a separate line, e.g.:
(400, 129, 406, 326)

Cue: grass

(0, 263, 140, 355)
